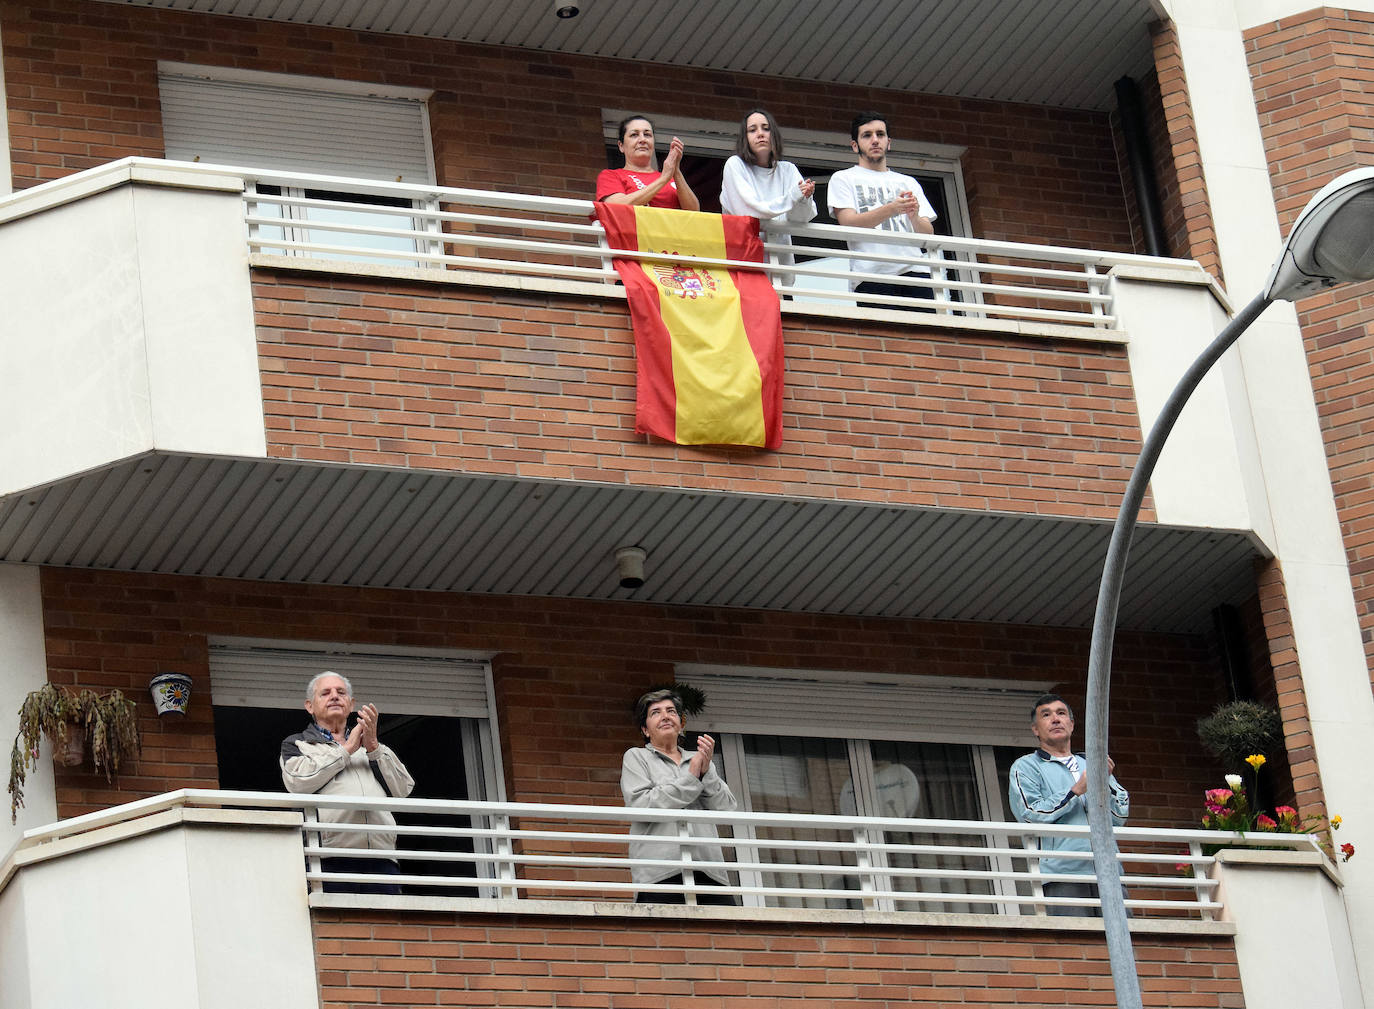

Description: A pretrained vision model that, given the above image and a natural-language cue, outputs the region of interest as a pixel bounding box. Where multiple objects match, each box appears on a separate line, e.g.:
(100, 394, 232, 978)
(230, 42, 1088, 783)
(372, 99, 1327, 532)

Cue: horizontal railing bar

(245, 217, 608, 260)
(299, 823, 1215, 869)
(304, 869, 1212, 912)
(303, 844, 1219, 891)
(164, 790, 1322, 847)
(248, 239, 616, 281)
(245, 213, 606, 255)
(248, 194, 607, 236)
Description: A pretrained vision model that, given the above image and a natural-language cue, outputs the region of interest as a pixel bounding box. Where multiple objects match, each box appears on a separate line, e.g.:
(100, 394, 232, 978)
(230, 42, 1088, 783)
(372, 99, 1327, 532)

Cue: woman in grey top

(620, 688, 738, 904)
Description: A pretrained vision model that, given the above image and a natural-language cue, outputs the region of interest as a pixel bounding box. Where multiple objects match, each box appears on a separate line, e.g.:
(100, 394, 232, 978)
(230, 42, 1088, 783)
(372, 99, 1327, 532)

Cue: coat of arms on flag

(594, 203, 784, 449)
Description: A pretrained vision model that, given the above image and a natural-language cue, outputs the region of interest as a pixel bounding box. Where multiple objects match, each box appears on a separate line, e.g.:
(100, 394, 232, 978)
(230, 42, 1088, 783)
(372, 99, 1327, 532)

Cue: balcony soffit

(0, 453, 1260, 633)
(89, 0, 1163, 112)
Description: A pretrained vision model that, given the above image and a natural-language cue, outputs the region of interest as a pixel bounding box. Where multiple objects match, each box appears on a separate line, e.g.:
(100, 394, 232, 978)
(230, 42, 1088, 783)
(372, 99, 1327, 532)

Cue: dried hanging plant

(9, 683, 141, 823)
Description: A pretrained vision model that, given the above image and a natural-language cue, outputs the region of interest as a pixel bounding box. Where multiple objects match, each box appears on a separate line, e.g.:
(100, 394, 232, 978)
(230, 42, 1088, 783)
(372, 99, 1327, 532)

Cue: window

(208, 639, 504, 895)
(684, 665, 1047, 913)
(159, 64, 437, 267)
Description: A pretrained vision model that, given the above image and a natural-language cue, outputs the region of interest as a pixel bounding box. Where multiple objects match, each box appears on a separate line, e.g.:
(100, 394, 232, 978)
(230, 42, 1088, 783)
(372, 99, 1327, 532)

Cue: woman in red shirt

(596, 114, 700, 212)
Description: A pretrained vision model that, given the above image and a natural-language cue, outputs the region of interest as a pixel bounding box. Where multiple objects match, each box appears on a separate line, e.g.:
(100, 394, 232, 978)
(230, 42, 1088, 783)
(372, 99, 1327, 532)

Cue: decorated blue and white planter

(148, 673, 193, 717)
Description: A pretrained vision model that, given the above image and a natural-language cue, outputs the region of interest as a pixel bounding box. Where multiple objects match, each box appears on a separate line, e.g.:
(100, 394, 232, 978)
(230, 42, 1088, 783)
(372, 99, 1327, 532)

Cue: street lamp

(1084, 167, 1374, 1009)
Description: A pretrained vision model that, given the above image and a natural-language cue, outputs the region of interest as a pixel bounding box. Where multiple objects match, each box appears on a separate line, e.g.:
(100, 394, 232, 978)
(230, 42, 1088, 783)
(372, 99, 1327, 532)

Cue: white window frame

(681, 664, 1048, 912)
(209, 635, 508, 893)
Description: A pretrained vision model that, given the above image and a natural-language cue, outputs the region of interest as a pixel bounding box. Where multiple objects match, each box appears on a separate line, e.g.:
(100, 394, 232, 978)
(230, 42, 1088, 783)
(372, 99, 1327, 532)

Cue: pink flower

(1205, 788, 1234, 804)
(1275, 805, 1296, 817)
(1256, 814, 1278, 830)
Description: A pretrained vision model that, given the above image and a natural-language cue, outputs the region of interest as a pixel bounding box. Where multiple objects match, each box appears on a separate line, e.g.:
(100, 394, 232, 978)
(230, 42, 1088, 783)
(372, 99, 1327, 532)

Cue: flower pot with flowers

(8, 682, 142, 823)
(1198, 753, 1354, 862)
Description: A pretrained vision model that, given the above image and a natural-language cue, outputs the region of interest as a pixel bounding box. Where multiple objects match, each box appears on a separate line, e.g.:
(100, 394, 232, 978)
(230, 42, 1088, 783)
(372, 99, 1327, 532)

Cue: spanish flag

(595, 203, 784, 450)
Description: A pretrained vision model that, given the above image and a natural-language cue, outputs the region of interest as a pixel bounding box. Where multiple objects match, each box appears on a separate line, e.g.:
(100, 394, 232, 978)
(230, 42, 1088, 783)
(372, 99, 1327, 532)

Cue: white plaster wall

(1114, 274, 1273, 544)
(1, 816, 317, 1009)
(1215, 852, 1363, 1009)
(0, 564, 55, 856)
(1160, 1, 1374, 1002)
(0, 868, 33, 1009)
(0, 182, 266, 496)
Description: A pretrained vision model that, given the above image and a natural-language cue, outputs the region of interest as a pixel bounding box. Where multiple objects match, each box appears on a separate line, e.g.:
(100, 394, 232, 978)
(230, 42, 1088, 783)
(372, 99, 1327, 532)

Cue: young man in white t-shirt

(827, 112, 938, 309)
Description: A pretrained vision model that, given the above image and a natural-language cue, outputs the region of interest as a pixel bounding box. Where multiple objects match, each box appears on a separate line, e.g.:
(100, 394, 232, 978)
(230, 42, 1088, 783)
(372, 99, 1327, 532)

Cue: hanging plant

(9, 683, 142, 823)
(638, 682, 706, 717)
(1197, 700, 1282, 771)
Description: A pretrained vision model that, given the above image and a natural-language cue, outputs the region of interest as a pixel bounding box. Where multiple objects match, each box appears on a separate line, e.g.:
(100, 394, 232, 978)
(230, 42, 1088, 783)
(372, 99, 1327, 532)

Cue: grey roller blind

(678, 665, 1047, 747)
(209, 644, 489, 718)
(159, 73, 433, 183)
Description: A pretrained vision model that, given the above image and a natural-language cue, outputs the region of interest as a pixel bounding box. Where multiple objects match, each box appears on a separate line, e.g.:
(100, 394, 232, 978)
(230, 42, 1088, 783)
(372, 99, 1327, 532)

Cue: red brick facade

(1245, 9, 1374, 681)
(255, 271, 1149, 519)
(40, 566, 1226, 826)
(313, 912, 1246, 1008)
(5, 0, 1132, 254)
(1253, 559, 1326, 822)
(1145, 20, 1225, 284)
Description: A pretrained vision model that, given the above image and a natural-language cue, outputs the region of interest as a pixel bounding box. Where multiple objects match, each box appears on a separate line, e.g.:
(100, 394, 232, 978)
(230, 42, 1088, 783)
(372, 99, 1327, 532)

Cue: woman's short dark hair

(735, 108, 783, 167)
(634, 688, 682, 732)
(617, 114, 654, 142)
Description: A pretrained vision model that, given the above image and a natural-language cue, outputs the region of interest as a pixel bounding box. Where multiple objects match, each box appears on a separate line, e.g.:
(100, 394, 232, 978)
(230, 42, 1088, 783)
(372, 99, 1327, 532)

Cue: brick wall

(1146, 20, 1225, 285)
(1112, 64, 1192, 265)
(255, 271, 1149, 521)
(312, 911, 1245, 1008)
(1254, 559, 1327, 824)
(40, 567, 1226, 826)
(1245, 9, 1374, 682)
(4, 0, 1133, 253)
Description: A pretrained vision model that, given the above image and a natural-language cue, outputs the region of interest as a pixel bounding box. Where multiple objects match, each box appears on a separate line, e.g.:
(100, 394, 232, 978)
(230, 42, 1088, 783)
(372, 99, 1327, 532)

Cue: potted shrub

(1197, 699, 1282, 771)
(8, 683, 142, 823)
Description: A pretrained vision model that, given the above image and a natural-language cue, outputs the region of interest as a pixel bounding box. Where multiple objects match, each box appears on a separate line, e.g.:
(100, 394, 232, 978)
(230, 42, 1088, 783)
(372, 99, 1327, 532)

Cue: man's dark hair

(850, 111, 889, 142)
(617, 114, 654, 142)
(1031, 692, 1073, 721)
(634, 688, 682, 733)
(736, 108, 784, 167)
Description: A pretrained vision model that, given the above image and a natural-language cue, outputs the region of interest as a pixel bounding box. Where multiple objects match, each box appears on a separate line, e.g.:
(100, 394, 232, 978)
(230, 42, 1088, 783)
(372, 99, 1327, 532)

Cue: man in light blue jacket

(1008, 693, 1129, 916)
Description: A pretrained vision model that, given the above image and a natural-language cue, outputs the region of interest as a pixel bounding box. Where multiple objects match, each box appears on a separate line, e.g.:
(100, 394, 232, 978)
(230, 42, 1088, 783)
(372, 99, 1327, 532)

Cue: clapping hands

(688, 733, 716, 779)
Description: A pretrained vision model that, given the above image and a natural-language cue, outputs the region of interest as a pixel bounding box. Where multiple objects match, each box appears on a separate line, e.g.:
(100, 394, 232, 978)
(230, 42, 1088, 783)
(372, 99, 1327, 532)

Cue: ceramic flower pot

(52, 727, 85, 767)
(149, 673, 193, 717)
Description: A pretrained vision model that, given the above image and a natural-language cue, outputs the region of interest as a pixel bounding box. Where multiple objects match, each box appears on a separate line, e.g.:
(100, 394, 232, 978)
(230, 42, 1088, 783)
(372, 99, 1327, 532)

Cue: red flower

(1256, 814, 1278, 830)
(1341, 842, 1356, 862)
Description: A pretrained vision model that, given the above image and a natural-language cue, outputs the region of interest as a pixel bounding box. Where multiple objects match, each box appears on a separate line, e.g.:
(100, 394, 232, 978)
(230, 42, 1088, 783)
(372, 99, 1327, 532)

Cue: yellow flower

(1333, 815, 1343, 829)
(1245, 754, 1267, 771)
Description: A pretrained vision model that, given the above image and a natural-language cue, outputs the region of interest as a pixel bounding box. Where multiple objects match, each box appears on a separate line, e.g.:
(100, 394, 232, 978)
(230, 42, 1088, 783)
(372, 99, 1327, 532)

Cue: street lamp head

(1265, 166, 1374, 301)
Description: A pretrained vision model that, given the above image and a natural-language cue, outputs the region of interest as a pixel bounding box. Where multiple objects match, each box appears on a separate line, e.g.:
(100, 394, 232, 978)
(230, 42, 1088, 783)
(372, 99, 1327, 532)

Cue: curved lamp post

(1084, 167, 1374, 1009)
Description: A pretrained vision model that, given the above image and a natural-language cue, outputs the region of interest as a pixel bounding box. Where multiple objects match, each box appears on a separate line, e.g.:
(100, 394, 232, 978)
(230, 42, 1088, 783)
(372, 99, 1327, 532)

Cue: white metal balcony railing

(14, 789, 1325, 921)
(0, 157, 1205, 333)
(233, 164, 1147, 331)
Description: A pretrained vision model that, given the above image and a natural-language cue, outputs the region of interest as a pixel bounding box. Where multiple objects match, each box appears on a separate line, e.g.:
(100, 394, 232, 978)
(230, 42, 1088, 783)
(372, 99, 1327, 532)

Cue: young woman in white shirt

(720, 108, 817, 283)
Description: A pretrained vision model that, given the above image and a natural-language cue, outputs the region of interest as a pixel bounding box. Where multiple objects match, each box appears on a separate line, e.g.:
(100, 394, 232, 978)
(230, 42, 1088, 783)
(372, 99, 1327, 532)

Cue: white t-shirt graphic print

(827, 165, 937, 288)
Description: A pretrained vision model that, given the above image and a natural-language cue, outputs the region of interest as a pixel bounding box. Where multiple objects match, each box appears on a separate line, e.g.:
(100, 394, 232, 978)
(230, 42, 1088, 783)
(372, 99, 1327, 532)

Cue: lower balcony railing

(13, 789, 1325, 922)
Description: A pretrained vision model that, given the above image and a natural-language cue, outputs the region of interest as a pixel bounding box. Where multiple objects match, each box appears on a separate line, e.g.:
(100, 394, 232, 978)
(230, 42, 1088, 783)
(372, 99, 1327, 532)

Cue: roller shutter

(159, 71, 433, 184)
